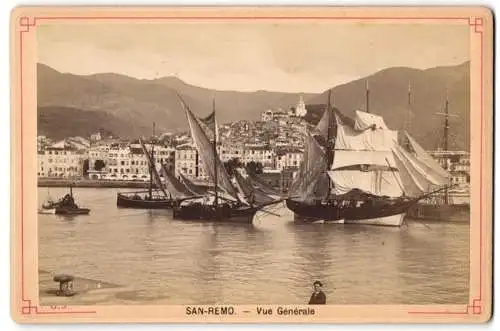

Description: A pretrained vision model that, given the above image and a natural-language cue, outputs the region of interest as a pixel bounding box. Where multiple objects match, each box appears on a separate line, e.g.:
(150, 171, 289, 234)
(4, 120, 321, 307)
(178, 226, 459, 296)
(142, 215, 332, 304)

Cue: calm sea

(38, 187, 470, 305)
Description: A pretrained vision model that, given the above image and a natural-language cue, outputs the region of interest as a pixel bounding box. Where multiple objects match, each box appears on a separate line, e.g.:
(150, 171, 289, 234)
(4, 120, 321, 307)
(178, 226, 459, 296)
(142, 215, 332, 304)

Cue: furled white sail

(335, 111, 398, 151)
(331, 150, 397, 170)
(327, 169, 403, 197)
(181, 102, 239, 199)
(354, 110, 390, 131)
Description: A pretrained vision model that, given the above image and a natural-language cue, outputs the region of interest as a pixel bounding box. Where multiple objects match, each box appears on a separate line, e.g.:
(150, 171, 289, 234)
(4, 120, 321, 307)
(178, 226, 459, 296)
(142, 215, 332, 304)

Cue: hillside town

(37, 97, 470, 199)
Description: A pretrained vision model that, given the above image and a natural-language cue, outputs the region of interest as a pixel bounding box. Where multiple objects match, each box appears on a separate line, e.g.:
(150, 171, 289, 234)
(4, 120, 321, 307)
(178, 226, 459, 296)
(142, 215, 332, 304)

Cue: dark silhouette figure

(308, 281, 326, 304)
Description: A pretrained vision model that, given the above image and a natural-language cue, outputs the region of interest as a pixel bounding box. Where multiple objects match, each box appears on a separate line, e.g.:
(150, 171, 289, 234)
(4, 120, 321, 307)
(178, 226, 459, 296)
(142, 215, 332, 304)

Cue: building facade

(37, 147, 85, 178)
(429, 150, 470, 185)
(275, 149, 303, 171)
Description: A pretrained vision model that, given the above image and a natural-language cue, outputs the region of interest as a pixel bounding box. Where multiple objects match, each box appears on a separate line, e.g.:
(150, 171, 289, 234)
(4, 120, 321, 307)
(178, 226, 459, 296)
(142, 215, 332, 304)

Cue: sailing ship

(406, 93, 470, 220)
(116, 125, 175, 209)
(172, 96, 283, 224)
(38, 188, 57, 214)
(286, 90, 452, 226)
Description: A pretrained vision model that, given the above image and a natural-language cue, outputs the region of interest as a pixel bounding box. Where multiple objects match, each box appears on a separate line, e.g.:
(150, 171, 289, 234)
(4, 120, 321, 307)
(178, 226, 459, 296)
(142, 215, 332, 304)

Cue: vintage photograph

(11, 6, 492, 323)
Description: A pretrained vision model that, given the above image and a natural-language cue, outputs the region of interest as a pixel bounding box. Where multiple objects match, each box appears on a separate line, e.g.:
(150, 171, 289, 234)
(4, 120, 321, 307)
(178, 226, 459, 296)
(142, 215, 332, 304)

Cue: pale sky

(37, 22, 469, 93)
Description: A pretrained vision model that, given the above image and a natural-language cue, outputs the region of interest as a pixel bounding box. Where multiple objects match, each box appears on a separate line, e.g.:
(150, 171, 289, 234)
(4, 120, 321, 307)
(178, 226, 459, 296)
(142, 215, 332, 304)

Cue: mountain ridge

(37, 61, 470, 150)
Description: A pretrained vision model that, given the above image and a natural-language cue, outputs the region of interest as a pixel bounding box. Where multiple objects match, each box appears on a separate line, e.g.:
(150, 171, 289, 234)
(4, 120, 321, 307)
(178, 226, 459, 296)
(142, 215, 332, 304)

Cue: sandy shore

(39, 269, 126, 305)
(39, 270, 176, 305)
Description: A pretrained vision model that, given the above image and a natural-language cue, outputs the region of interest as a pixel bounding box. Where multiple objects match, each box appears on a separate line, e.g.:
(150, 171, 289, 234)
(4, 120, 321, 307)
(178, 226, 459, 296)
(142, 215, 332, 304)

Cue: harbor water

(38, 187, 470, 305)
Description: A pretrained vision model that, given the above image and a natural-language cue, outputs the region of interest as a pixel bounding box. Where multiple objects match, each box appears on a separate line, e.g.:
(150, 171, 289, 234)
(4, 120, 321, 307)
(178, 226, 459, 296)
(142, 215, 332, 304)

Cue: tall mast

(365, 79, 370, 113)
(407, 81, 412, 133)
(443, 92, 450, 205)
(326, 89, 333, 200)
(443, 91, 449, 151)
(149, 122, 156, 198)
(212, 98, 219, 209)
(435, 90, 458, 206)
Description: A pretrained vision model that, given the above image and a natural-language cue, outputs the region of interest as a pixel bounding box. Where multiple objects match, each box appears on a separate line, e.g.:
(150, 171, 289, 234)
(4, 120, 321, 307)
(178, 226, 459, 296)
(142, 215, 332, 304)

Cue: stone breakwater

(38, 178, 154, 189)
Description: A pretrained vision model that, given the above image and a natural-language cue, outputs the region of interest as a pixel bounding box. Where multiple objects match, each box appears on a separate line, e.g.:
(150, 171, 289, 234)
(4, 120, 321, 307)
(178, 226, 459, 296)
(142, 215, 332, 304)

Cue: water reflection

(38, 188, 470, 305)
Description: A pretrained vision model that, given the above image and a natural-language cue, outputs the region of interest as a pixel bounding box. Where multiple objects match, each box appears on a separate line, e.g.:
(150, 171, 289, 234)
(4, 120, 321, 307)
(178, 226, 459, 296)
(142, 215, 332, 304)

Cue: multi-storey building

(241, 145, 275, 168)
(219, 144, 244, 163)
(175, 144, 205, 179)
(429, 150, 470, 185)
(37, 147, 86, 178)
(275, 148, 303, 171)
(104, 142, 175, 181)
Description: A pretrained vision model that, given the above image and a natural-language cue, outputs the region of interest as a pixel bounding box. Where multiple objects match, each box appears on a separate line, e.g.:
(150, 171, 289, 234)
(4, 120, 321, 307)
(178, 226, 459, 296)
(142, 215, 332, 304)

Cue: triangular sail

(245, 173, 283, 197)
(198, 110, 219, 142)
(392, 144, 444, 197)
(180, 100, 239, 199)
(160, 164, 197, 200)
(234, 170, 276, 205)
(139, 138, 169, 197)
(405, 132, 450, 183)
(295, 132, 328, 202)
(178, 172, 209, 196)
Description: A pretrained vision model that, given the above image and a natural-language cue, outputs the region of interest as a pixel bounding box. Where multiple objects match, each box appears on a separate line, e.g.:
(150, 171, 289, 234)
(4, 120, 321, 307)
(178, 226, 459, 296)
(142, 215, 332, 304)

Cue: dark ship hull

(116, 193, 174, 209)
(55, 207, 90, 215)
(286, 198, 419, 226)
(172, 203, 258, 224)
(407, 203, 470, 221)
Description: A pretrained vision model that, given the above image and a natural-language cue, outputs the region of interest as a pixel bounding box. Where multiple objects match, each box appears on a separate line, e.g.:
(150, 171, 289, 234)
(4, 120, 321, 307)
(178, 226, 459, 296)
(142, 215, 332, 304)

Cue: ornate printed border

(14, 10, 489, 320)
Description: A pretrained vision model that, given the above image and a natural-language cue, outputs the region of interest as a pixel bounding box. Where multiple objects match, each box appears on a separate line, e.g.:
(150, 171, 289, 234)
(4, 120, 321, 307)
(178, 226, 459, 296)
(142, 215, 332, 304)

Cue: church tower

(295, 95, 307, 117)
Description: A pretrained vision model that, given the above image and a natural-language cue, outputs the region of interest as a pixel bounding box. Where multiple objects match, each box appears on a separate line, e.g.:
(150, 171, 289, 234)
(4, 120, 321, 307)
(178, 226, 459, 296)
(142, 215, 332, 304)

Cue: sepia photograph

(10, 6, 492, 323)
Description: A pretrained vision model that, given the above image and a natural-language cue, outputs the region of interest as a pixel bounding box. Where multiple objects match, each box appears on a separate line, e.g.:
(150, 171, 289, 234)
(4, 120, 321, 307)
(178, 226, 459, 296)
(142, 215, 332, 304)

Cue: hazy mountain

(37, 63, 314, 137)
(38, 106, 134, 140)
(37, 61, 469, 150)
(307, 61, 470, 151)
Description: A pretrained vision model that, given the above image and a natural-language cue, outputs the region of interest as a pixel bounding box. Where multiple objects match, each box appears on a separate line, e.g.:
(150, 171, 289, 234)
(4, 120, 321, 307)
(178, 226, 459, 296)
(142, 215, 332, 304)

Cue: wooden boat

(172, 96, 283, 223)
(407, 202, 470, 221)
(116, 190, 175, 209)
(52, 186, 90, 215)
(116, 130, 175, 209)
(38, 188, 57, 214)
(173, 200, 259, 223)
(286, 91, 452, 227)
(38, 206, 56, 214)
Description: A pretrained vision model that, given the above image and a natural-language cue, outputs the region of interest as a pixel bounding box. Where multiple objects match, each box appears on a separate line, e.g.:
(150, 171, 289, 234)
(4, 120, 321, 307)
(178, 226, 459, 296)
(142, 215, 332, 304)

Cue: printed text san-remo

(185, 306, 235, 315)
(184, 306, 315, 316)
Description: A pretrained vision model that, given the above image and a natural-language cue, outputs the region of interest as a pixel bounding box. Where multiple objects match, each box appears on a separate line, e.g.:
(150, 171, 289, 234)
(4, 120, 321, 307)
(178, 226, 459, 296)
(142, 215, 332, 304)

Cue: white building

(261, 109, 274, 122)
(219, 144, 245, 163)
(429, 150, 470, 185)
(175, 144, 207, 179)
(241, 146, 275, 168)
(37, 147, 85, 178)
(295, 95, 307, 117)
(275, 148, 303, 171)
(104, 143, 175, 181)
